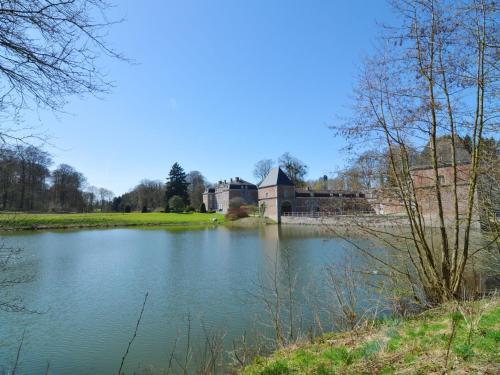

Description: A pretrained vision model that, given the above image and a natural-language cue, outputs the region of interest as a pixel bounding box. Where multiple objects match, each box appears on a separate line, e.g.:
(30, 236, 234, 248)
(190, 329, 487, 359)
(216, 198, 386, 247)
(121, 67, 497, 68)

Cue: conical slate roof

(258, 167, 294, 188)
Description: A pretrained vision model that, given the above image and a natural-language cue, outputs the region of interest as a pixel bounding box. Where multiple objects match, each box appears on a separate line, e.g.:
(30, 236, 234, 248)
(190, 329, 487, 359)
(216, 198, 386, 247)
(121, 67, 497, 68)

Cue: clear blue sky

(23, 0, 395, 195)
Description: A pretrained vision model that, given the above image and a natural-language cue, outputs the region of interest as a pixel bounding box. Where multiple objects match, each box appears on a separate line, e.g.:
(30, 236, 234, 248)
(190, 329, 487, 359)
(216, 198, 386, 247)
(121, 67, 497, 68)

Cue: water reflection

(0, 225, 496, 374)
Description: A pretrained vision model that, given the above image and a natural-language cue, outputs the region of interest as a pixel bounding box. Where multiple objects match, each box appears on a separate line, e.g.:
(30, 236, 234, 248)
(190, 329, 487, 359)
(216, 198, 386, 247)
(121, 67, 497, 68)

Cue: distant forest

(0, 145, 207, 213)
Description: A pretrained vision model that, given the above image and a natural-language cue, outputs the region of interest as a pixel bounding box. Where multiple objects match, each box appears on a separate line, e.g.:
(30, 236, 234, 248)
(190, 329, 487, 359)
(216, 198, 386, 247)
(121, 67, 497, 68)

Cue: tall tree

(278, 152, 308, 187)
(253, 159, 275, 183)
(187, 171, 206, 210)
(51, 164, 86, 211)
(165, 163, 189, 209)
(336, 0, 498, 303)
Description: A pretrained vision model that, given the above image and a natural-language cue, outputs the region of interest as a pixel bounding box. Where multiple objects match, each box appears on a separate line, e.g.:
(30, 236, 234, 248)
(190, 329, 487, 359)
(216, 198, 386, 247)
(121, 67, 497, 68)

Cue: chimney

(236, 177, 240, 182)
(230, 178, 234, 183)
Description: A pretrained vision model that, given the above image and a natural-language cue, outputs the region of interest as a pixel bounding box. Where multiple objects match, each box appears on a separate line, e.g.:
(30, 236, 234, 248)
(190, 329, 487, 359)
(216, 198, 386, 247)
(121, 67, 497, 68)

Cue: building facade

(258, 168, 372, 222)
(369, 163, 480, 225)
(205, 165, 481, 225)
(202, 177, 258, 213)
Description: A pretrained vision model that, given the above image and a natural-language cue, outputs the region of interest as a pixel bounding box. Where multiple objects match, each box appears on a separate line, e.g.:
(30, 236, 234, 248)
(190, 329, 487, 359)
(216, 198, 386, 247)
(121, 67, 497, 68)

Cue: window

(438, 175, 445, 185)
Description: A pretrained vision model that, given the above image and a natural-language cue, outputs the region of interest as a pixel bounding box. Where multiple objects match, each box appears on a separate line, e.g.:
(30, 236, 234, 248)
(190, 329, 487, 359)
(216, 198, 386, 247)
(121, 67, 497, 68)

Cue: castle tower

(258, 167, 295, 223)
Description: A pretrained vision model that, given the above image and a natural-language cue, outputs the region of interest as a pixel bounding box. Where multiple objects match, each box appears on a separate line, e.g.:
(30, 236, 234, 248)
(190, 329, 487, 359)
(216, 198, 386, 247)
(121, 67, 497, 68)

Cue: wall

(281, 214, 410, 227)
(258, 186, 279, 222)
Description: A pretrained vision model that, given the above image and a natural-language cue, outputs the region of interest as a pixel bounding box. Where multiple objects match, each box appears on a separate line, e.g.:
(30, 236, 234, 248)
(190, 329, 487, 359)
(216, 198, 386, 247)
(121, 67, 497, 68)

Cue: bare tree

(278, 152, 308, 187)
(0, 0, 124, 144)
(250, 247, 299, 349)
(50, 163, 87, 211)
(187, 171, 206, 210)
(253, 159, 275, 183)
(98, 187, 114, 211)
(334, 0, 499, 303)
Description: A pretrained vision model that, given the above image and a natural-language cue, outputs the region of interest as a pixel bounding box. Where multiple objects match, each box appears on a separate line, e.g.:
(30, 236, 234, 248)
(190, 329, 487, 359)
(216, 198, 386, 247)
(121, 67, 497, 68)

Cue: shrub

(124, 205, 131, 213)
(199, 202, 207, 213)
(168, 195, 185, 212)
(185, 205, 195, 212)
(244, 204, 258, 216)
(229, 197, 246, 209)
(141, 206, 148, 213)
(225, 206, 249, 221)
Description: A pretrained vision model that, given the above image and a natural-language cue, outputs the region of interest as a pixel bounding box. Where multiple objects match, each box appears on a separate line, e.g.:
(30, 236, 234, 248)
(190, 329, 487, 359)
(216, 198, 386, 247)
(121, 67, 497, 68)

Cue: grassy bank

(241, 298, 499, 374)
(0, 212, 225, 230)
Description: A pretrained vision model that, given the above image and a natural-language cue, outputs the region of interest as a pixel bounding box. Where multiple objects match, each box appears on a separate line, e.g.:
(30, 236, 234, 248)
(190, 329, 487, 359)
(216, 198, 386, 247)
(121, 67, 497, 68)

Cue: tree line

(0, 145, 113, 212)
(111, 163, 208, 213)
(0, 146, 211, 214)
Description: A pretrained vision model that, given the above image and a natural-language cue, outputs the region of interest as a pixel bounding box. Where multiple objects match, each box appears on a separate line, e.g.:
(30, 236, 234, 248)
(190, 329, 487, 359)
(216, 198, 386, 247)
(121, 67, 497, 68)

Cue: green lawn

(241, 298, 499, 374)
(0, 212, 224, 230)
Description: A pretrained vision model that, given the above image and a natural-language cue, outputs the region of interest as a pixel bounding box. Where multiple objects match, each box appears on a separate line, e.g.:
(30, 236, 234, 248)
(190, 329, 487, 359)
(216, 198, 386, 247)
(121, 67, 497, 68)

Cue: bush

(185, 205, 195, 212)
(124, 205, 131, 213)
(199, 202, 207, 213)
(168, 195, 185, 212)
(141, 206, 148, 213)
(229, 197, 246, 209)
(244, 204, 258, 216)
(225, 206, 249, 221)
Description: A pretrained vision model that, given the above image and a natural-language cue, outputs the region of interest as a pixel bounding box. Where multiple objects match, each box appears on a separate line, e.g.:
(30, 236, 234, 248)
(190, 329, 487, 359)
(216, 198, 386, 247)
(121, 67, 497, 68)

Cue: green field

(0, 212, 225, 230)
(241, 298, 499, 374)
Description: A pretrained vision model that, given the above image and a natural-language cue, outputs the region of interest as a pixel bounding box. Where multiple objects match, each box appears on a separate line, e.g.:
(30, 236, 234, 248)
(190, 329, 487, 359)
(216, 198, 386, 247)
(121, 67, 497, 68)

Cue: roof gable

(259, 167, 294, 188)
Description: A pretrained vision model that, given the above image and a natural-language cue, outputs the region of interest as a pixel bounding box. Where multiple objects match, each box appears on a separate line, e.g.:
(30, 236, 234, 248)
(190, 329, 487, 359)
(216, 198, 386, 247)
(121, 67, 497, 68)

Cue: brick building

(206, 164, 483, 225)
(370, 163, 480, 225)
(258, 168, 371, 222)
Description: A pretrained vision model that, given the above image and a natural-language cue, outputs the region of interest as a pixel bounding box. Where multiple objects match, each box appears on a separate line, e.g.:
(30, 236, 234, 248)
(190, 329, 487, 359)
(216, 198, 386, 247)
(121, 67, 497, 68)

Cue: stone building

(257, 168, 296, 222)
(411, 163, 479, 223)
(258, 168, 371, 222)
(370, 163, 480, 225)
(202, 177, 258, 213)
(206, 164, 482, 225)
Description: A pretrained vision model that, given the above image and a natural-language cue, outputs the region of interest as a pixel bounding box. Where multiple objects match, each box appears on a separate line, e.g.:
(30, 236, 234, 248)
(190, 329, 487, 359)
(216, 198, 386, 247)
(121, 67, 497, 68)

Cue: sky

(19, 0, 395, 195)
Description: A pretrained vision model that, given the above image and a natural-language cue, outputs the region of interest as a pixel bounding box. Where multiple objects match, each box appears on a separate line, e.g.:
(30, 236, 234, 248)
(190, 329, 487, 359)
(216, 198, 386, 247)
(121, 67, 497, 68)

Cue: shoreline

(241, 297, 500, 374)
(0, 212, 225, 232)
(0, 221, 223, 232)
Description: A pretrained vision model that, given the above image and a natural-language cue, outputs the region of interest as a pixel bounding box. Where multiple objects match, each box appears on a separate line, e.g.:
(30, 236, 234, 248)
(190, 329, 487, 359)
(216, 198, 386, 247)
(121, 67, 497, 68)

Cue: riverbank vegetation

(241, 297, 499, 374)
(0, 212, 224, 230)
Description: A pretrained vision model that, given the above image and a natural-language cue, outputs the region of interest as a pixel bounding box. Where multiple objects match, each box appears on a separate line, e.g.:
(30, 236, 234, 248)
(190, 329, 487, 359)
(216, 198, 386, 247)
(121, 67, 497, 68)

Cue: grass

(0, 212, 225, 230)
(241, 298, 500, 374)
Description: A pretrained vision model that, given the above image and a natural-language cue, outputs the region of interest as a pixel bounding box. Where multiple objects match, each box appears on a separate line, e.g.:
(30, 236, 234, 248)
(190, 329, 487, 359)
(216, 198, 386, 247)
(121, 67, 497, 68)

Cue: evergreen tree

(165, 162, 189, 210)
(168, 195, 185, 212)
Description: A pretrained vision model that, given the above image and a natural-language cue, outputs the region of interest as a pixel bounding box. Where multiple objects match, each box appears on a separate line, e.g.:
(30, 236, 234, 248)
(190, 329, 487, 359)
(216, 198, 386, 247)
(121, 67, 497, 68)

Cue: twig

(117, 292, 149, 375)
(12, 329, 25, 375)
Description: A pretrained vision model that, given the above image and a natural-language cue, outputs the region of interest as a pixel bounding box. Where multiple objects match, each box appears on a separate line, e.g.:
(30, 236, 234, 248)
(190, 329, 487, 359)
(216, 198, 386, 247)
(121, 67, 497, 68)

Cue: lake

(0, 225, 372, 374)
(3, 225, 495, 374)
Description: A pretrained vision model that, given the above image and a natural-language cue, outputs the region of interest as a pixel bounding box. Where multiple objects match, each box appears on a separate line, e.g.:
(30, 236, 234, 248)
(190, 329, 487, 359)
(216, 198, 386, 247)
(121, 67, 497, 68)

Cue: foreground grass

(241, 298, 499, 374)
(0, 212, 225, 230)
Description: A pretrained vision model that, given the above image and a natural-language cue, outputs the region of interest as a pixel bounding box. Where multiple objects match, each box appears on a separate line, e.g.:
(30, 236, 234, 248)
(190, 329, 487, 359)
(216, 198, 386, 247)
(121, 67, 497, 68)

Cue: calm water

(0, 225, 373, 374)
